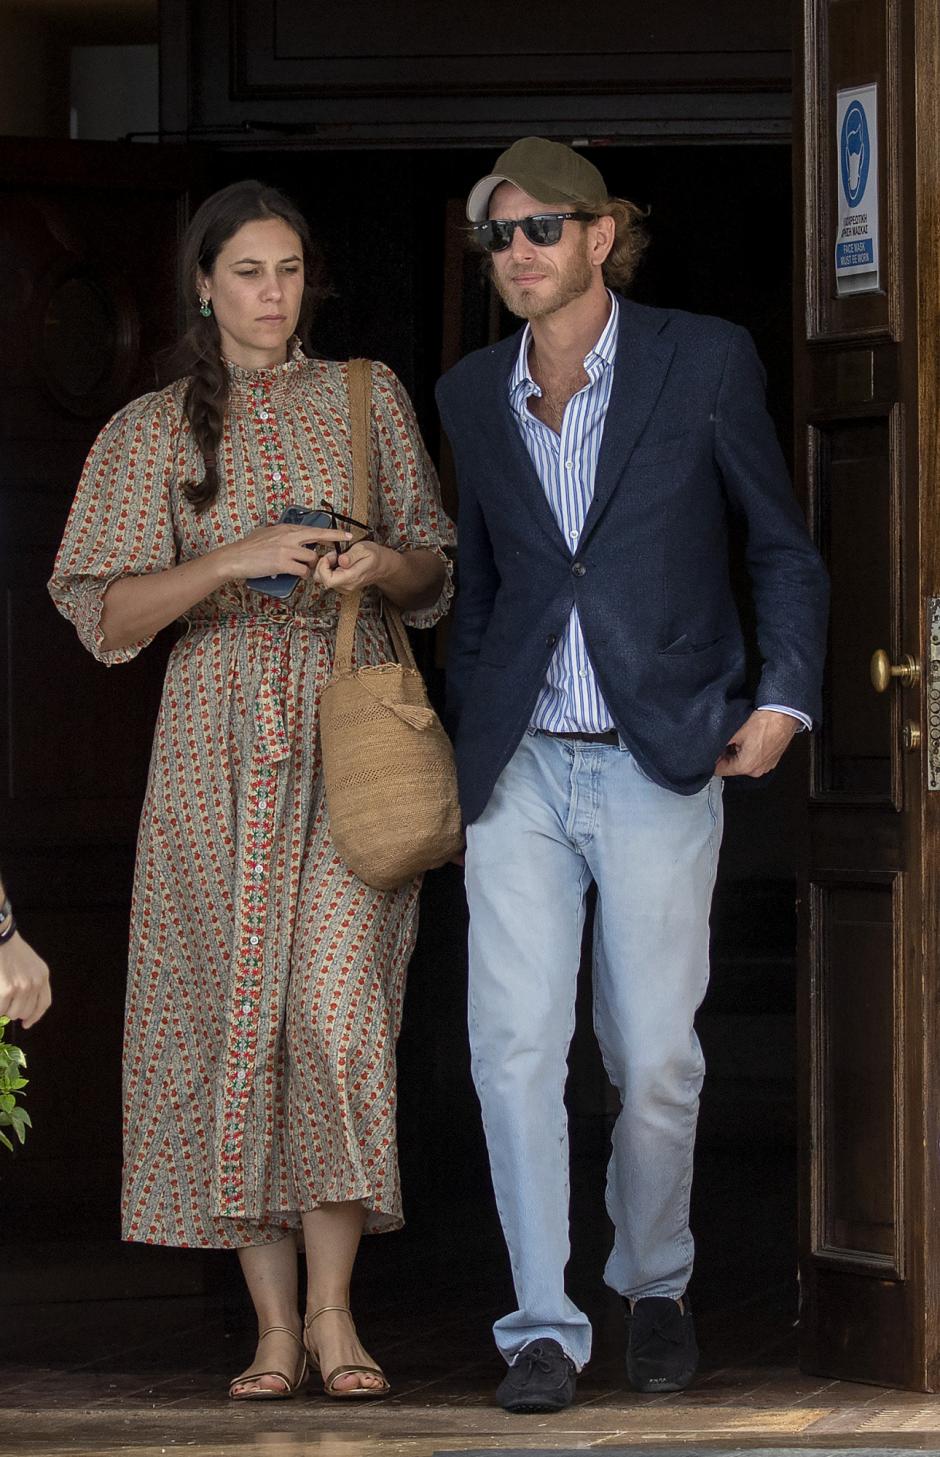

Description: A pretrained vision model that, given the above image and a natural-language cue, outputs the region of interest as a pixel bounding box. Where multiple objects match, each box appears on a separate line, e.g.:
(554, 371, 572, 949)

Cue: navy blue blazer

(436, 297, 829, 826)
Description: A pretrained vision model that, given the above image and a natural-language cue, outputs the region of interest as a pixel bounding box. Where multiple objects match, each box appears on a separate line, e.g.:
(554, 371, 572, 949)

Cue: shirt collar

(509, 290, 619, 412)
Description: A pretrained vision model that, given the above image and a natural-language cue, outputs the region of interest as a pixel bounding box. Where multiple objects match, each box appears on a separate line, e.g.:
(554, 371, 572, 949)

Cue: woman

(49, 181, 454, 1400)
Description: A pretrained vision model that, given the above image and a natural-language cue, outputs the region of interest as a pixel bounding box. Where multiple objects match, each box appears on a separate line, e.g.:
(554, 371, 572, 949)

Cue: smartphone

(245, 506, 333, 598)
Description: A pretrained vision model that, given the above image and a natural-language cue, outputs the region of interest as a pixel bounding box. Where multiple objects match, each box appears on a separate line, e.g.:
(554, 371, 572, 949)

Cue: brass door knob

(870, 649, 921, 692)
(903, 722, 922, 751)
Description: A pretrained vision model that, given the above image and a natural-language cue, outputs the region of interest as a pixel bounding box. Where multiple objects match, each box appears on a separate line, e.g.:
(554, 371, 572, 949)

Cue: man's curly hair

(600, 198, 650, 291)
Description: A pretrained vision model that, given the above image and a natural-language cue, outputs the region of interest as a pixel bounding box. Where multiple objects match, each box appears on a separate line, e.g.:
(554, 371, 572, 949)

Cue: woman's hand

(317, 541, 446, 611)
(216, 524, 354, 584)
(0, 933, 52, 1029)
(314, 540, 398, 595)
(101, 522, 358, 654)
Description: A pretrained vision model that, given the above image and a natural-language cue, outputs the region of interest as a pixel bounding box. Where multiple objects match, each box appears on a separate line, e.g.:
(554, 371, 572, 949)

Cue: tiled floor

(5, 1152, 940, 1455)
(5, 1255, 940, 1457)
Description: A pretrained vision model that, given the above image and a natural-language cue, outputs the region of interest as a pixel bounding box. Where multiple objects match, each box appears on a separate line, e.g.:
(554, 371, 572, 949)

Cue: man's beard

(492, 243, 594, 321)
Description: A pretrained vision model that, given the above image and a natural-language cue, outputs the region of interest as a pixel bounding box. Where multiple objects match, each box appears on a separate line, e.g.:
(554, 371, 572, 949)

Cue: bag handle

(333, 358, 417, 675)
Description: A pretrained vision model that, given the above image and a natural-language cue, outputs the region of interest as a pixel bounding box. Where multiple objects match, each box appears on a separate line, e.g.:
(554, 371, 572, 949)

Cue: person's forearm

(379, 548, 446, 612)
(100, 549, 233, 652)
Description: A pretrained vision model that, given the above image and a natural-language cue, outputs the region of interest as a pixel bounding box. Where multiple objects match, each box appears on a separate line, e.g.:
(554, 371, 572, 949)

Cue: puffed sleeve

(369, 361, 456, 629)
(48, 390, 181, 666)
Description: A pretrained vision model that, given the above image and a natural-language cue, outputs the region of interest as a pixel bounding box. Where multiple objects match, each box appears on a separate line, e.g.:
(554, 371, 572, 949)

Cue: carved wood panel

(234, 0, 791, 97)
(162, 0, 795, 143)
(810, 876, 903, 1274)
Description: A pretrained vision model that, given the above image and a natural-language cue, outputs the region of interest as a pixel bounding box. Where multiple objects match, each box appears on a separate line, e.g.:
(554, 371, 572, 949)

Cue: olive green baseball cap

(466, 136, 610, 221)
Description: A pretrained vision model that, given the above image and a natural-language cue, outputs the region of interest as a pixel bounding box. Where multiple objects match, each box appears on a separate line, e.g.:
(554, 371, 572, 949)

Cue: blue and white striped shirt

(511, 293, 619, 732)
(509, 293, 810, 736)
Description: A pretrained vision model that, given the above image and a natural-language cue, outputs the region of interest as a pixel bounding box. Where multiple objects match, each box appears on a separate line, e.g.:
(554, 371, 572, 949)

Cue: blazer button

(546, 634, 557, 646)
(571, 561, 586, 577)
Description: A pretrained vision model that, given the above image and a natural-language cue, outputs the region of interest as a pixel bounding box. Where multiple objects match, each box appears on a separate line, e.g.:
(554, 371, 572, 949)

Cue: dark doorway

(202, 141, 800, 1353)
(1, 141, 799, 1377)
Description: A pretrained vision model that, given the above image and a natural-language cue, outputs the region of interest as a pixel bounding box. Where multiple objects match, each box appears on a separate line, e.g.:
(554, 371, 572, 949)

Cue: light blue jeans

(465, 731, 723, 1370)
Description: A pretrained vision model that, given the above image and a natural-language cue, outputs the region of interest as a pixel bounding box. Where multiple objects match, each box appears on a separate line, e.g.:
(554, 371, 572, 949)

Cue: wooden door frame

(914, 0, 940, 1390)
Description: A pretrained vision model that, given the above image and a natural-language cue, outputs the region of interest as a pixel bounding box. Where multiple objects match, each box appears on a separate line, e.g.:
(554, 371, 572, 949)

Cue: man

(436, 137, 828, 1413)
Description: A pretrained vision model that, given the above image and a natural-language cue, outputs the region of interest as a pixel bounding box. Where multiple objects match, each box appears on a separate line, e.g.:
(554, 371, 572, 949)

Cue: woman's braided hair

(170, 180, 327, 513)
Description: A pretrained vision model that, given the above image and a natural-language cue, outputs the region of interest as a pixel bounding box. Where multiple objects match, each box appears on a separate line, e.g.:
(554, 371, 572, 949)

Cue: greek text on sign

(835, 84, 880, 296)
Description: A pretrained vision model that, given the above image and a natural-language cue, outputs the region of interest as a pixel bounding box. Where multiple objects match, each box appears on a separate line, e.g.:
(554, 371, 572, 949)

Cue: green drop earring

(199, 296, 212, 318)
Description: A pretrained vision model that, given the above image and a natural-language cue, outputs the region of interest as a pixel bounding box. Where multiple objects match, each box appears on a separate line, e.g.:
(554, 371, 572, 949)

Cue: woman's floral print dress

(49, 350, 455, 1248)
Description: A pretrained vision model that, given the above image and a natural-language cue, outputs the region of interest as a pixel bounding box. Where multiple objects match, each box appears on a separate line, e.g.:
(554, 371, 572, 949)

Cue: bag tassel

(385, 701, 438, 729)
(357, 674, 439, 727)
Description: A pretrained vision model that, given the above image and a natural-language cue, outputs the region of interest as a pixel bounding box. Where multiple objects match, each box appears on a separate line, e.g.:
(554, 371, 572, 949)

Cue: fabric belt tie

(255, 620, 305, 764)
(180, 611, 379, 765)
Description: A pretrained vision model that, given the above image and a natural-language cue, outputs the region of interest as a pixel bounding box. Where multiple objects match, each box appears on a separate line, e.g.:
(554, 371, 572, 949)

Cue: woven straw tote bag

(318, 358, 462, 890)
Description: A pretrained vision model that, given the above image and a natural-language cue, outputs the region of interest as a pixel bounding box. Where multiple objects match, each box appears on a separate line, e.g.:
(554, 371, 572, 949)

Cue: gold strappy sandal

(304, 1304, 390, 1399)
(229, 1325, 308, 1400)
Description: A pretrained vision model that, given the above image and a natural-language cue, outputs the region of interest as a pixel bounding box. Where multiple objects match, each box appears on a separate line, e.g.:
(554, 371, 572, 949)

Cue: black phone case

(245, 506, 331, 597)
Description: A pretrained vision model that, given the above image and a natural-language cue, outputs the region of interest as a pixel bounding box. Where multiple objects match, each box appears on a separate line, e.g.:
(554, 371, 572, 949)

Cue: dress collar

(223, 337, 307, 397)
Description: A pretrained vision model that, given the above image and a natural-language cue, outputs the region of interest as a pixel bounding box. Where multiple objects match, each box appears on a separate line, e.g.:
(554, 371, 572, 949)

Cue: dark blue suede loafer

(495, 1337, 577, 1413)
(625, 1295, 698, 1393)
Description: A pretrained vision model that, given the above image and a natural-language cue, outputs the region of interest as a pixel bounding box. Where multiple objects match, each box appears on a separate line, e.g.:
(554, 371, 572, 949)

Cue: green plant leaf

(10, 1108, 30, 1140)
(0, 1023, 33, 1153)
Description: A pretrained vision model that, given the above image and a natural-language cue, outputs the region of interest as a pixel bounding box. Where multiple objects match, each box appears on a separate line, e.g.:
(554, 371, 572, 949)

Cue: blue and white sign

(834, 84, 880, 296)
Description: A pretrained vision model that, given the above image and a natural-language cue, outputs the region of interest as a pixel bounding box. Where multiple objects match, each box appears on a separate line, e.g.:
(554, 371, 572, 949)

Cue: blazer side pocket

(659, 633, 728, 656)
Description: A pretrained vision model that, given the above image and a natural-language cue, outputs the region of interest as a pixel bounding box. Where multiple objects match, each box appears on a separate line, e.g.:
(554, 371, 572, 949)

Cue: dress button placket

(252, 379, 288, 513)
(219, 756, 279, 1218)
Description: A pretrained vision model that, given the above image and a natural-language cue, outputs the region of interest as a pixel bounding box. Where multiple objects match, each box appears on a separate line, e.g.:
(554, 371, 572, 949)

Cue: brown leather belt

(540, 729, 619, 745)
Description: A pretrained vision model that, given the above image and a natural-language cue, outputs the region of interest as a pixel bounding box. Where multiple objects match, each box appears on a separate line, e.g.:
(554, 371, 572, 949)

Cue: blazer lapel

(579, 303, 676, 546)
(483, 337, 571, 554)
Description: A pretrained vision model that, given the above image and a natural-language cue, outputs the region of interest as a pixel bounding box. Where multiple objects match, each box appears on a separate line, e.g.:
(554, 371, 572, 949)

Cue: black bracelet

(0, 916, 17, 946)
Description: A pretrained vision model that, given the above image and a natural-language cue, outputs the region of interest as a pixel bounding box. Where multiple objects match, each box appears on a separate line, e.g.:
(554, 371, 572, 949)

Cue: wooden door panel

(814, 415, 894, 799)
(796, 0, 940, 1389)
(172, 0, 792, 142)
(810, 1271, 911, 1387)
(812, 878, 900, 1268)
(803, 0, 898, 341)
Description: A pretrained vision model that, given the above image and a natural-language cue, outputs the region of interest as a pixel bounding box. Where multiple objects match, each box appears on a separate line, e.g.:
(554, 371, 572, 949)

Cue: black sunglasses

(471, 211, 597, 254)
(318, 499, 372, 549)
